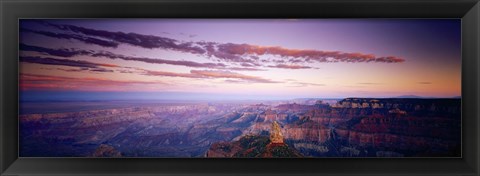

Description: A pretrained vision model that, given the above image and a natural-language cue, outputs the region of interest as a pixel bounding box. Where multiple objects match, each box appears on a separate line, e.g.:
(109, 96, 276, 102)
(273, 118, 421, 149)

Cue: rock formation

(270, 121, 284, 144)
(20, 98, 461, 157)
(206, 135, 302, 157)
(91, 144, 122, 157)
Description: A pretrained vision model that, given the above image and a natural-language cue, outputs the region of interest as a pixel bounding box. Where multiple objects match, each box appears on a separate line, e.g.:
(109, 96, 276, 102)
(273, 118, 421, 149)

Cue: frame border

(1, 0, 479, 176)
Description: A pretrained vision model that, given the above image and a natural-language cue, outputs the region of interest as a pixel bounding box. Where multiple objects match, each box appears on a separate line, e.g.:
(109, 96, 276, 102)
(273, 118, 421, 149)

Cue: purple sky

(19, 19, 461, 100)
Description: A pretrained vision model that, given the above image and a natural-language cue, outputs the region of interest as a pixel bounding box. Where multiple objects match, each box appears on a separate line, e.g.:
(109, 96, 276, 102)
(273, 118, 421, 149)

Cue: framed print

(17, 18, 462, 158)
(1, 0, 479, 175)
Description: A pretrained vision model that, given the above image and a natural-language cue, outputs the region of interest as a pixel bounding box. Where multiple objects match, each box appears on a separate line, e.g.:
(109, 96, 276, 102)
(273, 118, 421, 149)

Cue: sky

(19, 19, 461, 101)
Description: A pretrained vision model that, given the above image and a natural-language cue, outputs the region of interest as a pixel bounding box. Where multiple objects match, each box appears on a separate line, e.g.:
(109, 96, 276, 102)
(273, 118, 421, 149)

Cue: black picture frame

(1, 0, 479, 176)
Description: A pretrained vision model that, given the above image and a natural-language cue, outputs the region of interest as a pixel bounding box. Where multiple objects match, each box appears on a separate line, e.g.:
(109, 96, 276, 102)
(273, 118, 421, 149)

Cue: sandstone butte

(270, 121, 284, 144)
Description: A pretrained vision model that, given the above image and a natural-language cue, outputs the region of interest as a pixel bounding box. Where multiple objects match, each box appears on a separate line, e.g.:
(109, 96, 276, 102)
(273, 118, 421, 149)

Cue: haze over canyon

(20, 97, 461, 157)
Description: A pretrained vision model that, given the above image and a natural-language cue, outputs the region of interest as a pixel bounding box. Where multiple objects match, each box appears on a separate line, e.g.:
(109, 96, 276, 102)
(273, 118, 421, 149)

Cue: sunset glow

(19, 19, 463, 158)
(19, 19, 461, 100)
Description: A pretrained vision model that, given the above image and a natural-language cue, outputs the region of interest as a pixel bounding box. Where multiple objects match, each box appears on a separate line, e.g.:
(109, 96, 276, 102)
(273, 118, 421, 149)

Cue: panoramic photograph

(19, 19, 461, 157)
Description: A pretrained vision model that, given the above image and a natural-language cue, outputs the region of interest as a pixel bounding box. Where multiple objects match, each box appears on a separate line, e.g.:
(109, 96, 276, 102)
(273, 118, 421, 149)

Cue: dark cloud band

(20, 28, 119, 48)
(20, 43, 264, 71)
(27, 21, 405, 65)
(20, 56, 113, 69)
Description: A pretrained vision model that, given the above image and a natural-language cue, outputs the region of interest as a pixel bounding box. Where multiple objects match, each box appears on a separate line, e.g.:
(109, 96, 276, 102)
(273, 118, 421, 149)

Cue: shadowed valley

(20, 98, 461, 157)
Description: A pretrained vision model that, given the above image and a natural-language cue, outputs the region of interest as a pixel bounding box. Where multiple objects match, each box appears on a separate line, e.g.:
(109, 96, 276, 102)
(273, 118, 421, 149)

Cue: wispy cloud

(20, 43, 93, 57)
(20, 73, 166, 91)
(20, 43, 264, 71)
(201, 43, 405, 64)
(268, 64, 317, 69)
(20, 28, 119, 48)
(143, 70, 201, 79)
(144, 69, 280, 83)
(228, 67, 267, 71)
(26, 21, 406, 67)
(57, 68, 114, 73)
(34, 20, 205, 54)
(19, 47, 275, 83)
(295, 82, 325, 87)
(19, 20, 407, 91)
(91, 51, 227, 69)
(191, 70, 280, 83)
(284, 79, 326, 87)
(19, 56, 118, 73)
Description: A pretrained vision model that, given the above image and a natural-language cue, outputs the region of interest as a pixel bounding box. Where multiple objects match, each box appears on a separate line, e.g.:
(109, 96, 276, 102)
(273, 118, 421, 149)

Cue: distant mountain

(391, 95, 425, 98)
(390, 95, 461, 99)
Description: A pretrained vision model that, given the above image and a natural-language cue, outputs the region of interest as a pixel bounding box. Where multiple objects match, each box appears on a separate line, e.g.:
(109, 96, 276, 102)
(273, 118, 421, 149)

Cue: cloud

(19, 56, 118, 70)
(228, 67, 266, 71)
(202, 43, 405, 64)
(143, 69, 279, 83)
(20, 28, 119, 48)
(29, 21, 405, 66)
(268, 64, 316, 69)
(295, 82, 325, 86)
(20, 43, 93, 57)
(57, 68, 114, 73)
(20, 73, 165, 91)
(190, 70, 279, 83)
(417, 82, 432, 84)
(19, 45, 270, 81)
(20, 43, 262, 71)
(284, 79, 325, 87)
(91, 51, 230, 69)
(223, 79, 246, 83)
(143, 70, 201, 79)
(36, 21, 205, 54)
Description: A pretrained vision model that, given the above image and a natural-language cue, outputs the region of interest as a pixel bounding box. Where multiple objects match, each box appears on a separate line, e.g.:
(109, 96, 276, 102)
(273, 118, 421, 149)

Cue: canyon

(19, 98, 461, 157)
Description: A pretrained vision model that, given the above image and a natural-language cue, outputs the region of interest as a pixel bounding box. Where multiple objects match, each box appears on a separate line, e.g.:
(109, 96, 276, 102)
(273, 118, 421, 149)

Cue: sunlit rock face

(206, 121, 301, 158)
(270, 121, 284, 144)
(92, 144, 122, 157)
(283, 122, 331, 143)
(206, 134, 302, 158)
